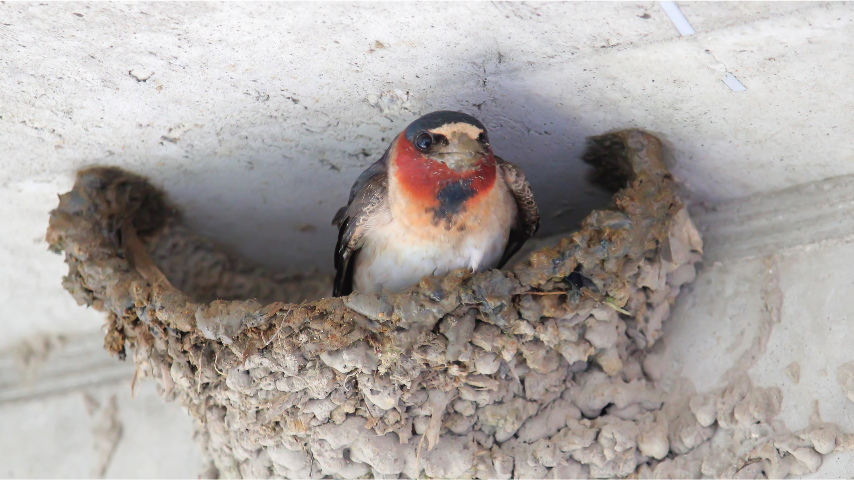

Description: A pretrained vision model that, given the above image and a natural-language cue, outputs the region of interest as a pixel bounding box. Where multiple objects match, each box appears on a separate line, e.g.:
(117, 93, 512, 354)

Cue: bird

(332, 110, 539, 297)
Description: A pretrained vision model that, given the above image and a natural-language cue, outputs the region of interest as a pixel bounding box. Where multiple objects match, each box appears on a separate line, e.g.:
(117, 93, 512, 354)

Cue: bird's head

(397, 111, 493, 172)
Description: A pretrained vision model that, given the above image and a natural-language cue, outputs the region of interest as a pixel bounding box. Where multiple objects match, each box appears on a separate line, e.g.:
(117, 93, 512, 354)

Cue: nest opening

(48, 130, 718, 479)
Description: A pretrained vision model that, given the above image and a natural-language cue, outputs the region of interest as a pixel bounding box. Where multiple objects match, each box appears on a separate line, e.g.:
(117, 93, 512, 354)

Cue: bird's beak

(433, 133, 488, 170)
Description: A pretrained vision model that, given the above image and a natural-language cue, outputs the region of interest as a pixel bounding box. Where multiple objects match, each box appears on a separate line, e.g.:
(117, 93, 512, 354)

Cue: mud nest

(48, 130, 710, 478)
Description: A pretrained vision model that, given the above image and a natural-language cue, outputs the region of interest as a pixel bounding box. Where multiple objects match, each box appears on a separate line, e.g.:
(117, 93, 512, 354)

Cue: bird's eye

(414, 132, 433, 151)
(478, 132, 489, 146)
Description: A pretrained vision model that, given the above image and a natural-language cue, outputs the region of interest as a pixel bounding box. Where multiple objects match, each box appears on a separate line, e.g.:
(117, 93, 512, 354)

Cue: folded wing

(332, 156, 389, 296)
(496, 157, 540, 268)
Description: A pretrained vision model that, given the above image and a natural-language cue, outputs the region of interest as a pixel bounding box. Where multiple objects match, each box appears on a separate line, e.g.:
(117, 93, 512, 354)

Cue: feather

(333, 153, 390, 296)
(495, 156, 540, 268)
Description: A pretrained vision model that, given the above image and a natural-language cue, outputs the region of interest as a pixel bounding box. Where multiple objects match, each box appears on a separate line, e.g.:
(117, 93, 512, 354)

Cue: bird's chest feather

(356, 180, 515, 293)
(353, 151, 515, 293)
(389, 149, 499, 233)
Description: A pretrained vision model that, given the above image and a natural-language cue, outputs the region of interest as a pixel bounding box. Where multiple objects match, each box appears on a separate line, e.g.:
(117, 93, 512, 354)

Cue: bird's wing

(496, 156, 540, 268)
(332, 155, 389, 297)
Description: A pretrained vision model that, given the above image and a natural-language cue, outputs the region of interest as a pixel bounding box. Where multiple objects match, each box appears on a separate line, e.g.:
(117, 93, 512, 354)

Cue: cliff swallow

(332, 111, 539, 296)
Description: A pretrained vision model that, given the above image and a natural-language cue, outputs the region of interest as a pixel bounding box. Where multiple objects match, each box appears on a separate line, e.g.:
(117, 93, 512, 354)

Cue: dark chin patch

(428, 178, 476, 229)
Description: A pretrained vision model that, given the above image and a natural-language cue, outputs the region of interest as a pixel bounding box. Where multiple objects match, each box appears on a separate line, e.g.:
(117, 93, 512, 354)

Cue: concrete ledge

(691, 174, 854, 263)
(0, 332, 134, 405)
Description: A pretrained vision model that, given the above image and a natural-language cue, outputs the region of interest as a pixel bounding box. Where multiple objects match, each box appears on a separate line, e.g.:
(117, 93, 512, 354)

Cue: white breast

(353, 182, 516, 294)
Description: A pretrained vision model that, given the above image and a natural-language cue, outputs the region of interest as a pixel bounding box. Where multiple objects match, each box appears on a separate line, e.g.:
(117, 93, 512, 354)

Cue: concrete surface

(0, 380, 204, 478)
(2, 2, 854, 478)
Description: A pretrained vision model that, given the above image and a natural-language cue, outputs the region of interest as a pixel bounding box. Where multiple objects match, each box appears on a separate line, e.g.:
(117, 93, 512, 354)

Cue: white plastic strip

(723, 73, 747, 92)
(659, 1, 695, 36)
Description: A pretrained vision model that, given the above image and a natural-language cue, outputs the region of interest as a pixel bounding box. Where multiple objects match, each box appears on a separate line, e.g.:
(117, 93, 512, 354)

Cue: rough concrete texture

(0, 381, 204, 478)
(43, 131, 854, 478)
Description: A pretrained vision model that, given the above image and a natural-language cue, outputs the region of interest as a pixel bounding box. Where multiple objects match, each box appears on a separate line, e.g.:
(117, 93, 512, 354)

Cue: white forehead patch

(429, 122, 483, 140)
